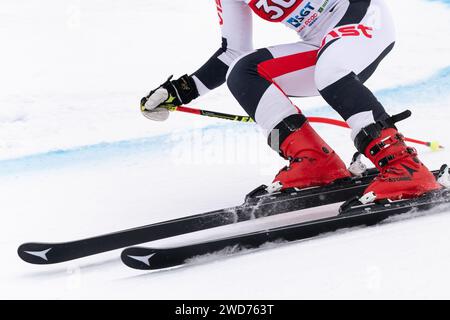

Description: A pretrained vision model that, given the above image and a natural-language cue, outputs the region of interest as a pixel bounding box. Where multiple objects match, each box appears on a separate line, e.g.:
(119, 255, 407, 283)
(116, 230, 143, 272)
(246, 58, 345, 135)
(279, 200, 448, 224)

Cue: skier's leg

(315, 0, 395, 138)
(227, 42, 319, 136)
(226, 42, 351, 192)
(315, 0, 440, 200)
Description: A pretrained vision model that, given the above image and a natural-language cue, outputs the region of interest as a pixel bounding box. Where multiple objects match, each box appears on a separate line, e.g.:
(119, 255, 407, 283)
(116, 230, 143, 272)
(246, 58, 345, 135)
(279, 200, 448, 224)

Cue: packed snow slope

(1, 0, 450, 299)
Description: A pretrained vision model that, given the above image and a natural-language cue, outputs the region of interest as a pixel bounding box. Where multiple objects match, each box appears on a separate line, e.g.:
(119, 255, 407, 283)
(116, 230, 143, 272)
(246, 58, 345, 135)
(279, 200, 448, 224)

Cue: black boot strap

(354, 110, 412, 154)
(377, 147, 417, 168)
(268, 114, 307, 155)
(368, 133, 404, 156)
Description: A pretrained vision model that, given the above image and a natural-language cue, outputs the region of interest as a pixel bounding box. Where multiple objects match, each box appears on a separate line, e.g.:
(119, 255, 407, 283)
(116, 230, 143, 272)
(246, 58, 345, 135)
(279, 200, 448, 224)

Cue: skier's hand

(140, 75, 199, 121)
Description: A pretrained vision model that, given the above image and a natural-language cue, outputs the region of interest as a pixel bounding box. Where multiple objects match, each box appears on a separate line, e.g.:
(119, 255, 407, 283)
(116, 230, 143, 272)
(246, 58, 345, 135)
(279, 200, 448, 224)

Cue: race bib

(248, 0, 304, 22)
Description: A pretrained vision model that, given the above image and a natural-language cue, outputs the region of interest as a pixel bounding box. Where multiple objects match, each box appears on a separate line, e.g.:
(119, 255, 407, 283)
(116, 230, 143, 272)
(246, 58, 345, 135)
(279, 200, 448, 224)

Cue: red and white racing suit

(191, 0, 396, 145)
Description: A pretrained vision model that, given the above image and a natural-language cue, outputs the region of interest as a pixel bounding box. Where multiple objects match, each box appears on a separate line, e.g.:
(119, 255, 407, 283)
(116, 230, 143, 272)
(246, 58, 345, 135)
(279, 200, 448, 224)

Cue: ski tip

(17, 243, 54, 265)
(121, 247, 158, 270)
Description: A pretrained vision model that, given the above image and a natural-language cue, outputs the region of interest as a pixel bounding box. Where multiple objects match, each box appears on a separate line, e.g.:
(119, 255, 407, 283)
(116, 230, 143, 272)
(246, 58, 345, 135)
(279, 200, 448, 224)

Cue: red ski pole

(165, 105, 444, 150)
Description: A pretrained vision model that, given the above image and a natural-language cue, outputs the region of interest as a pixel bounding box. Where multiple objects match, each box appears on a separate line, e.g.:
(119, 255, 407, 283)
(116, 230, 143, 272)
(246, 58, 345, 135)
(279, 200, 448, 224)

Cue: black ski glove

(140, 75, 199, 121)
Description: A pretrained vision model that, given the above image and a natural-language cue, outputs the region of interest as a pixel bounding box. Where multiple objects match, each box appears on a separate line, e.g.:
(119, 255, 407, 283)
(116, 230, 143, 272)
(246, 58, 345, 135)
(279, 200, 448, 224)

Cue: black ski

(121, 188, 450, 271)
(18, 168, 384, 265)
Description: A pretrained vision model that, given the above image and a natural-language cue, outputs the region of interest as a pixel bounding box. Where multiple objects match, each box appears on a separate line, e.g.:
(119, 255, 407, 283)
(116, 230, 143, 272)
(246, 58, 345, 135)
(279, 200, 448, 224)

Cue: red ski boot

(267, 117, 351, 193)
(354, 113, 441, 201)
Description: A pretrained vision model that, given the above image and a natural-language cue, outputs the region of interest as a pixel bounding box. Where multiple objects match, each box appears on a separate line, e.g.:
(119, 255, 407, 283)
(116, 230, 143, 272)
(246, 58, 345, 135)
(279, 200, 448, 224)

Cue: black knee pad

(319, 72, 388, 122)
(227, 49, 274, 119)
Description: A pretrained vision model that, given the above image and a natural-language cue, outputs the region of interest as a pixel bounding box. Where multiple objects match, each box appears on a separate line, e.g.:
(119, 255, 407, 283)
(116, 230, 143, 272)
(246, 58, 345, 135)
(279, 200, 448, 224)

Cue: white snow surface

(1, 0, 450, 299)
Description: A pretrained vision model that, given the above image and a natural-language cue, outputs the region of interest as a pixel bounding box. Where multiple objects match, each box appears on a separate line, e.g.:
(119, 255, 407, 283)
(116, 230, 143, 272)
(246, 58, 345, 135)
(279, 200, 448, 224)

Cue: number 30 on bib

(248, 0, 303, 21)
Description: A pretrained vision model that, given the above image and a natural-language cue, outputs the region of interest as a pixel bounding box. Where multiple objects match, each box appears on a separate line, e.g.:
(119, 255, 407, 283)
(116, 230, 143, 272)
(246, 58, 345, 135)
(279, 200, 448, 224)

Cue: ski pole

(164, 105, 254, 122)
(163, 105, 444, 150)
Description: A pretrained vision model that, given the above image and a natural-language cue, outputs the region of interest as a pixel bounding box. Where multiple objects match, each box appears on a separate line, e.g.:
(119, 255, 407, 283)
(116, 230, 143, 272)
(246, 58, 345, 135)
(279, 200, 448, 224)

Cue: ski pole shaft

(166, 105, 254, 122)
(165, 105, 444, 150)
(308, 117, 443, 149)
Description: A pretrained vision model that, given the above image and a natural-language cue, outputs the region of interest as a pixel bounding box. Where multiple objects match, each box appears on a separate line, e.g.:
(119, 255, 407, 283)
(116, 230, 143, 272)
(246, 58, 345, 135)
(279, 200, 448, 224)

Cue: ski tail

(121, 247, 159, 270)
(18, 243, 55, 265)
